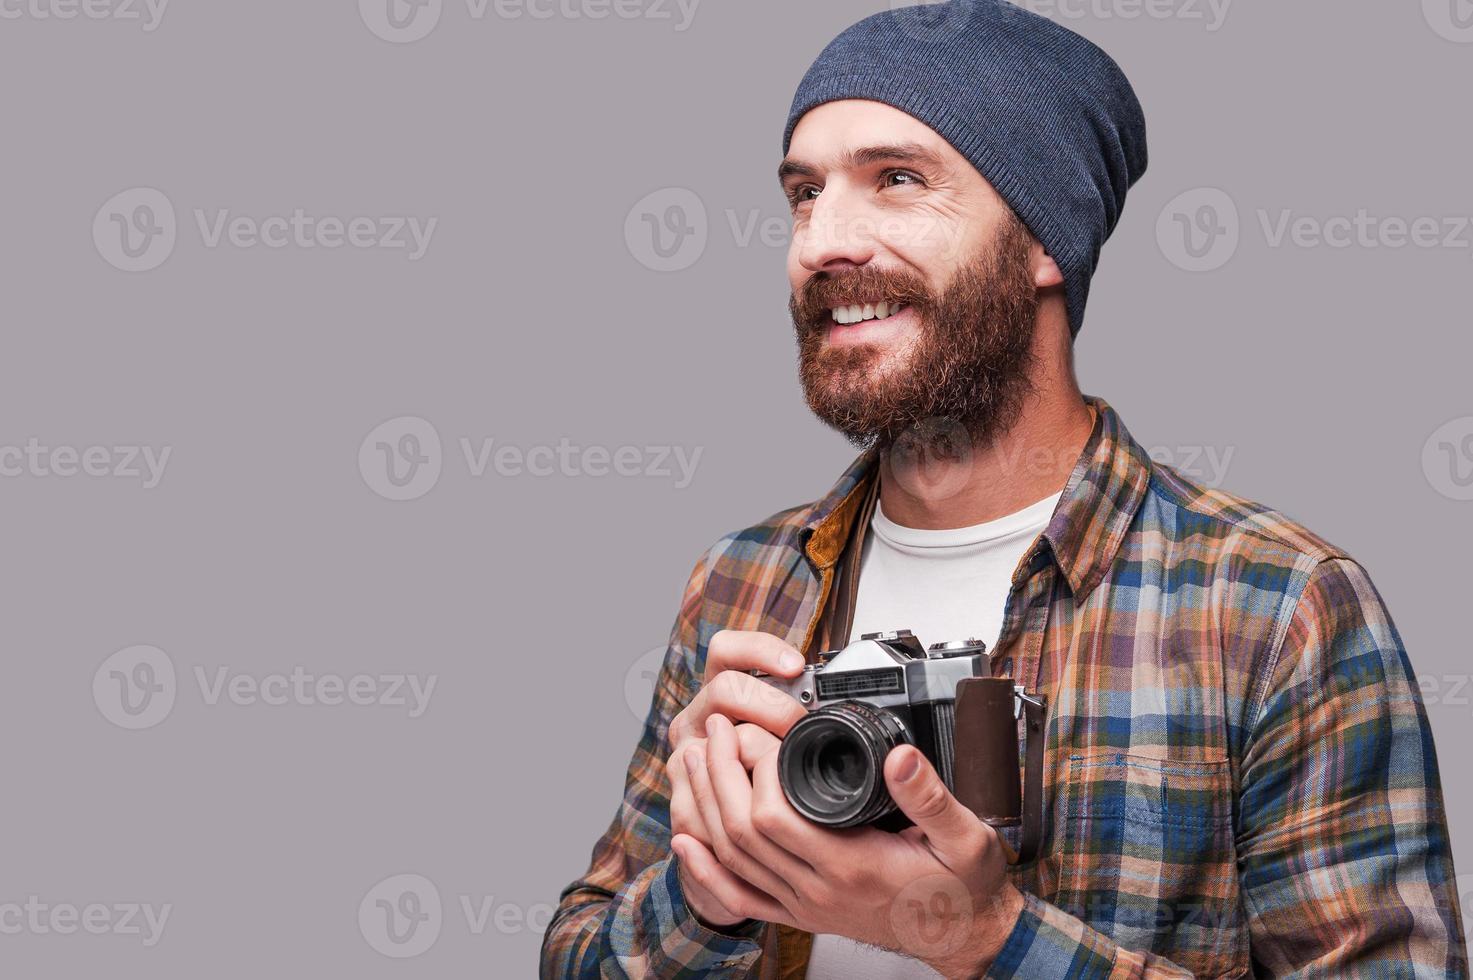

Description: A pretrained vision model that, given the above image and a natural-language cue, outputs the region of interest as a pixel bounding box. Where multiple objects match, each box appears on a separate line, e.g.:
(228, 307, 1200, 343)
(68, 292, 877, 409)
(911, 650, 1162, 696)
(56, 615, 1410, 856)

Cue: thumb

(884, 746, 982, 863)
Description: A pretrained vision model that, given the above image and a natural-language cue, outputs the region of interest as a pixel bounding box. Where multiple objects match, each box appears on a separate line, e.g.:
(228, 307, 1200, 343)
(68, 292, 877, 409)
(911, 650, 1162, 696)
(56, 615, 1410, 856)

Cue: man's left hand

(670, 713, 1026, 977)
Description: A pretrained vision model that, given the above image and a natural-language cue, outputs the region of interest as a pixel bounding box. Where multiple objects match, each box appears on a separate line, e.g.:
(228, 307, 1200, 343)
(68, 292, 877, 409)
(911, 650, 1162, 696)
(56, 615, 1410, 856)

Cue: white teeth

(830, 301, 905, 325)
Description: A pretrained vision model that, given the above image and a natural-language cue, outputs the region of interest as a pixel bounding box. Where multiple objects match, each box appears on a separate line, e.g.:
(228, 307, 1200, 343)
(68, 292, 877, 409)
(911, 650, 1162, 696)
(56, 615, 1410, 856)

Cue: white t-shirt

(804, 489, 1061, 980)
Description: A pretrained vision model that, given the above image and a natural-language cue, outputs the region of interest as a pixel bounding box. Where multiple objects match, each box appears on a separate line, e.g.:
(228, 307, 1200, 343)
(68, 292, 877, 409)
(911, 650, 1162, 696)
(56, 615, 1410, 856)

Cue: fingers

(684, 729, 803, 908)
(705, 630, 805, 685)
(671, 669, 808, 747)
(671, 834, 789, 926)
(882, 745, 988, 870)
(734, 722, 781, 769)
(704, 715, 818, 884)
(748, 737, 830, 859)
(670, 839, 745, 928)
(666, 737, 710, 842)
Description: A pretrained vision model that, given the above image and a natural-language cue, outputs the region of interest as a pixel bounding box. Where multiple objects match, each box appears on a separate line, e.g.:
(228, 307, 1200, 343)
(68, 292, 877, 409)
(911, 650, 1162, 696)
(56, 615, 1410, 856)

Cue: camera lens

(777, 700, 911, 828)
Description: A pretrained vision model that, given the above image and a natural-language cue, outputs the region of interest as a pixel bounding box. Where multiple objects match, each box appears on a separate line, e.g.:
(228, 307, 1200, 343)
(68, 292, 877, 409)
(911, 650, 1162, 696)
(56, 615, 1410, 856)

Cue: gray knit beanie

(783, 0, 1148, 337)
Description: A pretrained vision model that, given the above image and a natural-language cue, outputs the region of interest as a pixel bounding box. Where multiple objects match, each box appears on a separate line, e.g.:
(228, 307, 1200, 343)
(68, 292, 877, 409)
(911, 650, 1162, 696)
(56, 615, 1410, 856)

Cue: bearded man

(541, 2, 1468, 976)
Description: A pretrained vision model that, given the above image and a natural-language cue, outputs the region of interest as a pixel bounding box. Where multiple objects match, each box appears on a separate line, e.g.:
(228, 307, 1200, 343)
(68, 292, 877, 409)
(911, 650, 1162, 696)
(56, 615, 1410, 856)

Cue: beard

(789, 214, 1039, 454)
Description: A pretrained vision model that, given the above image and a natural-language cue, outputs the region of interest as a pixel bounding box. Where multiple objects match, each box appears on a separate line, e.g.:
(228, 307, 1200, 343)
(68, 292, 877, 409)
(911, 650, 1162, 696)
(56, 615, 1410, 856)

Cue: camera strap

(817, 468, 880, 653)
(1016, 691, 1047, 866)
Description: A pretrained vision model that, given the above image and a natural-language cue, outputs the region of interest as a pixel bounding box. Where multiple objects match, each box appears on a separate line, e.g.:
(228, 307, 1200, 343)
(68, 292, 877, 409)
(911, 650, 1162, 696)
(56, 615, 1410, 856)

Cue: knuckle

(708, 670, 736, 703)
(724, 816, 756, 850)
(712, 837, 740, 870)
(706, 630, 734, 668)
(913, 780, 952, 820)
(804, 881, 835, 907)
(751, 803, 785, 837)
(683, 856, 712, 890)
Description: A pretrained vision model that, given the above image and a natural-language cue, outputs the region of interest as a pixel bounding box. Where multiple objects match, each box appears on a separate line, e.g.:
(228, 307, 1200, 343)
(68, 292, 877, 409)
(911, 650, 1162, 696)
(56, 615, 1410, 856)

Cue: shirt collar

(798, 395, 1153, 601)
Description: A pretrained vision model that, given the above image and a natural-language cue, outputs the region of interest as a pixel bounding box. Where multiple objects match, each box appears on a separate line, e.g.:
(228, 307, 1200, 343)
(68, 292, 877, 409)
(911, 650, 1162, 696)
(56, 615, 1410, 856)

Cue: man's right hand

(664, 630, 808, 928)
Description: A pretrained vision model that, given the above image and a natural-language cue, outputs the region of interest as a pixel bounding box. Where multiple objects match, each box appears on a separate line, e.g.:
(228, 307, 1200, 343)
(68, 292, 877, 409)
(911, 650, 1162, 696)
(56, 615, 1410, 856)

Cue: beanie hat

(782, 0, 1148, 337)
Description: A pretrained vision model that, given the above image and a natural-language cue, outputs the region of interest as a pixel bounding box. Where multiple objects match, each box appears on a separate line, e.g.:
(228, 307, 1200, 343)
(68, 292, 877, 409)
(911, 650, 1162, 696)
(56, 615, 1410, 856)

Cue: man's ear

(1032, 247, 1064, 290)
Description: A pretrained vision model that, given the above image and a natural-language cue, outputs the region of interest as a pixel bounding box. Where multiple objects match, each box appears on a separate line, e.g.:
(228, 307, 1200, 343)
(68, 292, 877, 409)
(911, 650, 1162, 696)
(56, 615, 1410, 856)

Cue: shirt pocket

(1058, 751, 1247, 979)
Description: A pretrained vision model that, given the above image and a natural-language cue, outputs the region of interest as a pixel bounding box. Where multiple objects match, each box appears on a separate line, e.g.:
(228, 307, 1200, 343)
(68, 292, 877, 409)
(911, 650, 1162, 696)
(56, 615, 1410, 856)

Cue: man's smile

(825, 301, 917, 348)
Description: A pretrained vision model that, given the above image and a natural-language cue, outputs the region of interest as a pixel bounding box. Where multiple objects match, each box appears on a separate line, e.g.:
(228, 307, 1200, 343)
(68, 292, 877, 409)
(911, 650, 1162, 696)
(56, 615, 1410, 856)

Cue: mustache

(790, 267, 933, 332)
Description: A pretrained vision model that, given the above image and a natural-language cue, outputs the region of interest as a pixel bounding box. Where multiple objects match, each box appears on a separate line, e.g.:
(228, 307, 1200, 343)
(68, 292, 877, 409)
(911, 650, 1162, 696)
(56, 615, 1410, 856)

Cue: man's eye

(789, 185, 821, 206)
(882, 169, 923, 188)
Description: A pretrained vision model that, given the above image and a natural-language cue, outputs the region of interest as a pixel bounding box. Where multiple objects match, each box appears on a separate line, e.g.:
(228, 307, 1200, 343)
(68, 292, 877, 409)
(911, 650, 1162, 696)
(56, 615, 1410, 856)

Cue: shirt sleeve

(540, 541, 769, 979)
(1233, 556, 1466, 975)
(985, 556, 1468, 979)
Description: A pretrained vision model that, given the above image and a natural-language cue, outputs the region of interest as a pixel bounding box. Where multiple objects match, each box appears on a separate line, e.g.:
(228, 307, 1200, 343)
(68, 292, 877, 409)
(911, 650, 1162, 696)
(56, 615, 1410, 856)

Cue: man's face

(781, 99, 1043, 451)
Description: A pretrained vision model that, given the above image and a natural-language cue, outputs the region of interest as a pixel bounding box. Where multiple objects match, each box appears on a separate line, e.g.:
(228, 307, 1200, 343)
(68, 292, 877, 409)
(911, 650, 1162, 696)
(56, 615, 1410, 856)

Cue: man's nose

(796, 189, 877, 273)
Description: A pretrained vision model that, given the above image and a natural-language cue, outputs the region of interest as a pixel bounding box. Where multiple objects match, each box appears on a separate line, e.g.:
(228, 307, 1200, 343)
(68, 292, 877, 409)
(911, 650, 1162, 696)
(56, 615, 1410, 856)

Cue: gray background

(2, 0, 1471, 975)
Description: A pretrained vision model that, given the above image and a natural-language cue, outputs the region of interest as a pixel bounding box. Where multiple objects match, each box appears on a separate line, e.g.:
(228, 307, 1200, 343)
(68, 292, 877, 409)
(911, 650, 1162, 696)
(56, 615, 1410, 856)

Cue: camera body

(752, 629, 987, 830)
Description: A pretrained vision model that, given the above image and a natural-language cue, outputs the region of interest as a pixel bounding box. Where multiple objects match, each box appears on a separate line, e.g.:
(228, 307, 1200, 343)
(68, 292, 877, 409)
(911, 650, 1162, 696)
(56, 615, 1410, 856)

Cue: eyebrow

(777, 142, 948, 184)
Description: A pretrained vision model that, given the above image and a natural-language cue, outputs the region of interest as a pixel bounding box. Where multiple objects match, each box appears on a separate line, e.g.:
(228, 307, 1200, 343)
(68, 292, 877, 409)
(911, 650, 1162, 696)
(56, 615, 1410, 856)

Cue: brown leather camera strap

(819, 470, 880, 651)
(1017, 693, 1047, 866)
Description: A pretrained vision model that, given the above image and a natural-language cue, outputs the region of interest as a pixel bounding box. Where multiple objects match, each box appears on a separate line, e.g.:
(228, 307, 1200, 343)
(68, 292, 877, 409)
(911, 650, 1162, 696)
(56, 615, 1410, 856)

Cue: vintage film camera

(752, 630, 1045, 848)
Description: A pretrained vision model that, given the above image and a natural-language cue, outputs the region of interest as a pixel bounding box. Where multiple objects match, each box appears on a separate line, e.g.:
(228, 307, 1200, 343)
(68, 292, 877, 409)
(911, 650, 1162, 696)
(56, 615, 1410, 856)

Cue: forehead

(785, 99, 966, 168)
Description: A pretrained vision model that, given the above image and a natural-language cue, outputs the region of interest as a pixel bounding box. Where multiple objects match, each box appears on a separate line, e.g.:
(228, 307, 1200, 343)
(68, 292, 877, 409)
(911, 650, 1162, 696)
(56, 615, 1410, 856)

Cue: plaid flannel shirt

(541, 396, 1468, 979)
